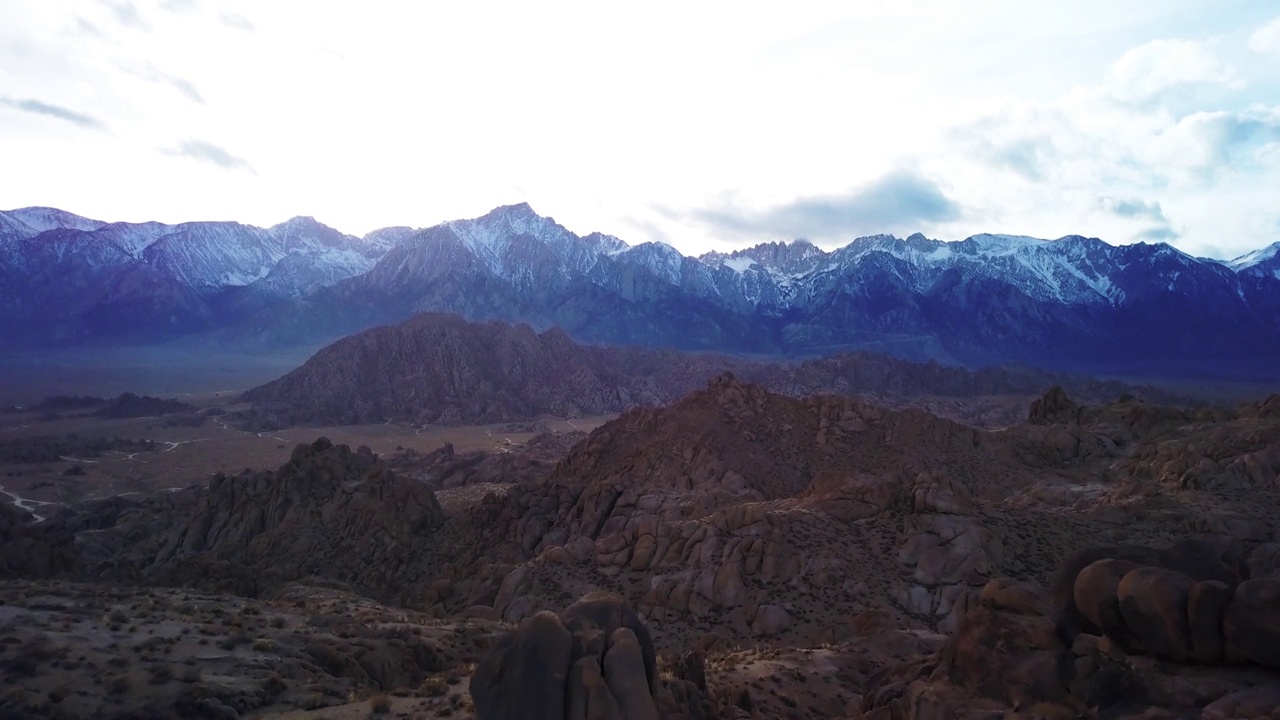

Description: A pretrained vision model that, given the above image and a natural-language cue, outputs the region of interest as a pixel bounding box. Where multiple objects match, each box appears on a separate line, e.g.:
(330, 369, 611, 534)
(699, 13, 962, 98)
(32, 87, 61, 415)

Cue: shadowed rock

(1116, 566, 1195, 661)
(1222, 577, 1280, 669)
(1074, 558, 1144, 641)
(1028, 385, 1080, 425)
(471, 594, 663, 720)
(1187, 580, 1231, 663)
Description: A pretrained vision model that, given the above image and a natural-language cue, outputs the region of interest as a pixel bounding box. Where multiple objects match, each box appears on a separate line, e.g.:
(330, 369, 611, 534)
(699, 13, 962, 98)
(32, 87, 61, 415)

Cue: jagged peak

(582, 231, 630, 254)
(479, 202, 544, 225)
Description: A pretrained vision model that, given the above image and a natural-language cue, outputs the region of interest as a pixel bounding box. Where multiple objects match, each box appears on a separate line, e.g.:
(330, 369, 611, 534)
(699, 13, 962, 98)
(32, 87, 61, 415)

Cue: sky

(1, 1, 1279, 259)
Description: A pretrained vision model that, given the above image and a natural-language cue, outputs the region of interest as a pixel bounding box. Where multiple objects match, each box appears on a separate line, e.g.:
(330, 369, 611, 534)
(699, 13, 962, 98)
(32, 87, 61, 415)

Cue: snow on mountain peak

(5, 207, 106, 234)
(961, 233, 1051, 257)
(582, 232, 630, 255)
(271, 216, 326, 232)
(1228, 241, 1280, 270)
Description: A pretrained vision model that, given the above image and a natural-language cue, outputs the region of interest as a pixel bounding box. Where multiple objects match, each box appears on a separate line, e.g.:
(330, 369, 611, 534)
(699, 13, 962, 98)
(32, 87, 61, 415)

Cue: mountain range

(3, 203, 1278, 378)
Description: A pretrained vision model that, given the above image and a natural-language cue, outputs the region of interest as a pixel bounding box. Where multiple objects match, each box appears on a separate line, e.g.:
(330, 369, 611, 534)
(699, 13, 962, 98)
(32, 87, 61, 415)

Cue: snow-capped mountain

(0, 208, 395, 344)
(2, 203, 1278, 378)
(1231, 242, 1280, 280)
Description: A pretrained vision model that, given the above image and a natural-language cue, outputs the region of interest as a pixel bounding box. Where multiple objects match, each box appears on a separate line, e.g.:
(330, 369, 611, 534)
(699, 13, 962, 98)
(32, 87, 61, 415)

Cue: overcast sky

(2, 1, 1278, 258)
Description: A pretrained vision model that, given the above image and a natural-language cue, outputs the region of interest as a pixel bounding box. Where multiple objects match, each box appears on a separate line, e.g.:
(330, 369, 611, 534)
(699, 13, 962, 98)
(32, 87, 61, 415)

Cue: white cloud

(1106, 38, 1237, 102)
(1248, 15, 1280, 56)
(1146, 106, 1280, 172)
(0, 2, 1277, 260)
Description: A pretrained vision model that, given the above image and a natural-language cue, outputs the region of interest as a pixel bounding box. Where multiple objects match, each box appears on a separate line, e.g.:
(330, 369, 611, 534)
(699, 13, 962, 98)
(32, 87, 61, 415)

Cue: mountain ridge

(3, 203, 1278, 378)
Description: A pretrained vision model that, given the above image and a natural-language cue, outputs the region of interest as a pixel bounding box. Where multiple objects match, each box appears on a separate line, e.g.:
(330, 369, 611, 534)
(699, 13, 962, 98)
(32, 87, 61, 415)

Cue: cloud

(219, 11, 255, 32)
(1134, 226, 1179, 242)
(1248, 16, 1280, 56)
(1154, 107, 1280, 171)
(166, 76, 205, 104)
(159, 0, 199, 12)
(985, 139, 1048, 181)
(1106, 38, 1236, 102)
(73, 17, 105, 38)
(0, 97, 107, 131)
(1098, 196, 1167, 222)
(114, 60, 205, 104)
(962, 134, 1053, 181)
(1110, 199, 1179, 243)
(166, 139, 254, 172)
(100, 0, 148, 29)
(688, 171, 961, 241)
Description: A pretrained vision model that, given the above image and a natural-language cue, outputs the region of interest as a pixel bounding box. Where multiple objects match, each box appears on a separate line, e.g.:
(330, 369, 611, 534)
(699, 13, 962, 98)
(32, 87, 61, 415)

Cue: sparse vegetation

(368, 692, 392, 714)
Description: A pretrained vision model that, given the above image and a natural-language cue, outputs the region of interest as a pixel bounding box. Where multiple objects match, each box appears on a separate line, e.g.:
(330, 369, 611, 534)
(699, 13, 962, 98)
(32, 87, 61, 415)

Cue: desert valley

(4, 5, 1280, 715)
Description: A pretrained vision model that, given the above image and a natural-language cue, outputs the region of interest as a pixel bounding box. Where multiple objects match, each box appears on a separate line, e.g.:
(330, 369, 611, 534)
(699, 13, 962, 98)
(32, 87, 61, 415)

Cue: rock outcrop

(1058, 544, 1280, 671)
(93, 392, 196, 419)
(1028, 385, 1080, 425)
(150, 438, 445, 599)
(864, 572, 1280, 719)
(0, 502, 76, 579)
(471, 593, 665, 720)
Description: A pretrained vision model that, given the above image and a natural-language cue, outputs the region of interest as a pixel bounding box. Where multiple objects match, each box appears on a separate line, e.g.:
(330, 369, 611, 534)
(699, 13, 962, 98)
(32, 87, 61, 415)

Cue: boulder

(1222, 577, 1280, 669)
(602, 628, 661, 720)
(1245, 542, 1280, 579)
(1201, 686, 1280, 720)
(981, 577, 1052, 616)
(911, 474, 975, 515)
(473, 593, 664, 719)
(1116, 567, 1195, 661)
(1073, 558, 1144, 640)
(751, 604, 791, 636)
(471, 611, 574, 720)
(942, 578, 1070, 708)
(1052, 541, 1237, 635)
(1186, 580, 1231, 663)
(567, 656, 621, 720)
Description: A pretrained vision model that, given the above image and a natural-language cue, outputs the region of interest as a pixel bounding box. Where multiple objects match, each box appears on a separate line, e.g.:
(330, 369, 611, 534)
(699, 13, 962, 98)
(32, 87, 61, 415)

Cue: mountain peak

(270, 215, 335, 235)
(1229, 241, 1280, 271)
(487, 202, 540, 221)
(5, 207, 107, 234)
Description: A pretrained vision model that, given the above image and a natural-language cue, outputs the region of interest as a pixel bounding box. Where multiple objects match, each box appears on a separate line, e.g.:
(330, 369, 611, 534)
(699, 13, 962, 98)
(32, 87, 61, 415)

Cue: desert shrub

(368, 693, 391, 714)
(419, 676, 448, 697)
(149, 664, 174, 684)
(106, 673, 130, 695)
(263, 672, 287, 696)
(218, 632, 250, 651)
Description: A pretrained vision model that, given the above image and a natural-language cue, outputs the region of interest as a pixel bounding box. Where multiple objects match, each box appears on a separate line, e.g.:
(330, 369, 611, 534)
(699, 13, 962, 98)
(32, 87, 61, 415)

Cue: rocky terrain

(241, 313, 1171, 428)
(1, 378, 1279, 717)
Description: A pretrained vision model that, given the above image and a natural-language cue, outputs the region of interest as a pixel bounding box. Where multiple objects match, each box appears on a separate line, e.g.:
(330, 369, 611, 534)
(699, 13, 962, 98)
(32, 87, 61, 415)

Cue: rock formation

(472, 593, 687, 720)
(150, 437, 444, 598)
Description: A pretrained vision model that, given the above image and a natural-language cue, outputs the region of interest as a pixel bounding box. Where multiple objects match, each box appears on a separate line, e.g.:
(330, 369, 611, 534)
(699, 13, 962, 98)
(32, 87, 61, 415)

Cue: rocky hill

(155, 438, 443, 599)
(241, 312, 1169, 428)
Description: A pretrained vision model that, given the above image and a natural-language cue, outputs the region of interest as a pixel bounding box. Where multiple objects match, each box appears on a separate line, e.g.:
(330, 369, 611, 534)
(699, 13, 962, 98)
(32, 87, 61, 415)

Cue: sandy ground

(0, 402, 613, 509)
